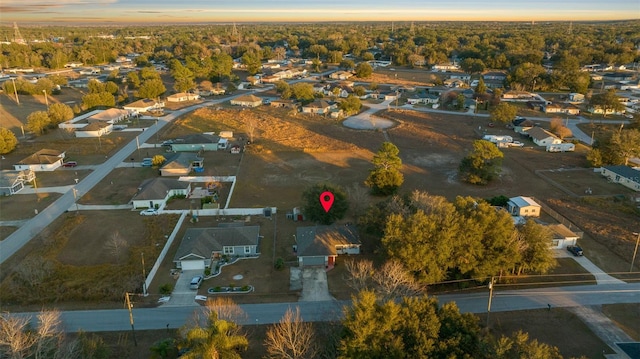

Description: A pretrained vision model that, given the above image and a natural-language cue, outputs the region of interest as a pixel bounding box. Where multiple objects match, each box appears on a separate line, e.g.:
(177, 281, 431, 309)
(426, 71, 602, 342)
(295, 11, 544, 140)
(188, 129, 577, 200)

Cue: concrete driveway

(162, 270, 201, 307)
(291, 267, 335, 302)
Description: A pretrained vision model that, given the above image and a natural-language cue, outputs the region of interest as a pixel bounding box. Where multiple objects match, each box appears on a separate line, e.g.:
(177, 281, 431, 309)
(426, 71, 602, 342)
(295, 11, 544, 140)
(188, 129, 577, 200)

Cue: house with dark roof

(159, 153, 203, 176)
(173, 225, 261, 271)
(301, 100, 334, 115)
(295, 225, 360, 268)
(601, 166, 640, 192)
(14, 149, 65, 172)
(0, 170, 35, 195)
(131, 177, 191, 209)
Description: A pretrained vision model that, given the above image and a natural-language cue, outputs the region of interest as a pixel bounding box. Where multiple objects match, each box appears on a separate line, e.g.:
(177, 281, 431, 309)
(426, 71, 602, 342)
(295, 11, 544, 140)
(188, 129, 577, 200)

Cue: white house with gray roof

(601, 166, 640, 192)
(507, 196, 541, 217)
(131, 177, 191, 209)
(173, 225, 261, 271)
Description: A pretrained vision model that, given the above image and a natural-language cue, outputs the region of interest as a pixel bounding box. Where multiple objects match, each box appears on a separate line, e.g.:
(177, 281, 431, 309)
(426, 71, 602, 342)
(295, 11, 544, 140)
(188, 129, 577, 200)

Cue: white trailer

(483, 135, 513, 143)
(546, 143, 575, 152)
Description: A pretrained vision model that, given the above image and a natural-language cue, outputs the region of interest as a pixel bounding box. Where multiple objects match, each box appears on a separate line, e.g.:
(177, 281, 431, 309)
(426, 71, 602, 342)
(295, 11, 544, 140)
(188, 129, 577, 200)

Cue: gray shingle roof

(296, 225, 360, 257)
(133, 177, 190, 200)
(174, 226, 260, 260)
(604, 166, 640, 183)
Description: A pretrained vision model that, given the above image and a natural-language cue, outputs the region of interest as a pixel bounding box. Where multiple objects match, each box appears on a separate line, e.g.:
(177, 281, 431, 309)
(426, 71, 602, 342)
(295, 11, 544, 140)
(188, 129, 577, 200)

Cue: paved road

(0, 94, 254, 264)
(8, 282, 640, 333)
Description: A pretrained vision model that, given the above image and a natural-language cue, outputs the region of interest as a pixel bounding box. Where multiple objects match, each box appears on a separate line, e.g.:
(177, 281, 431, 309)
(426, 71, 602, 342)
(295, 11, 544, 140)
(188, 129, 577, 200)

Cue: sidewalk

(569, 305, 634, 358)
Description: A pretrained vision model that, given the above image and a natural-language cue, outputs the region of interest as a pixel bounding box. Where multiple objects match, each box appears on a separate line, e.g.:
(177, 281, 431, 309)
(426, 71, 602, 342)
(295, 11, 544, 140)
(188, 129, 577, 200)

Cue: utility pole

(141, 252, 148, 296)
(42, 90, 49, 107)
(10, 77, 19, 105)
(631, 232, 640, 272)
(486, 276, 495, 327)
(124, 293, 137, 346)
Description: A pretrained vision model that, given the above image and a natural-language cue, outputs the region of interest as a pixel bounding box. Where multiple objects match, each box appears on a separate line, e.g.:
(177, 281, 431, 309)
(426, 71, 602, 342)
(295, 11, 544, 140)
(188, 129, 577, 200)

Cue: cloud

(1, 0, 117, 13)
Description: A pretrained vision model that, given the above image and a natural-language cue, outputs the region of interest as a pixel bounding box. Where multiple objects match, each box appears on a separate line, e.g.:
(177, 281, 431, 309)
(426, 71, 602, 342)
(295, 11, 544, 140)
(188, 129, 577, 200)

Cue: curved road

(9, 282, 640, 332)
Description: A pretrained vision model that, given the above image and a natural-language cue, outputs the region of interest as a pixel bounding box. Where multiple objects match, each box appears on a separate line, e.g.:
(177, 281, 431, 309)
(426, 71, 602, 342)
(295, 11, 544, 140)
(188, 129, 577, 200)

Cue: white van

(189, 276, 203, 290)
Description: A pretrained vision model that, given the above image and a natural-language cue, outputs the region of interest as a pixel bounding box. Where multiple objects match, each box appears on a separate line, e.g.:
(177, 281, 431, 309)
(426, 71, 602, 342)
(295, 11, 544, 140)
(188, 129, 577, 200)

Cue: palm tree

(180, 312, 248, 359)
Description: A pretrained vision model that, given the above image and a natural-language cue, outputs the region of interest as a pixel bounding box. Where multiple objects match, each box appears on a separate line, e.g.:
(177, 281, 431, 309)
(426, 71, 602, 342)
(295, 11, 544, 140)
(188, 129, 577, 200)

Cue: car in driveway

(567, 245, 584, 256)
(140, 208, 159, 216)
(509, 141, 524, 147)
(62, 161, 78, 167)
(189, 275, 203, 290)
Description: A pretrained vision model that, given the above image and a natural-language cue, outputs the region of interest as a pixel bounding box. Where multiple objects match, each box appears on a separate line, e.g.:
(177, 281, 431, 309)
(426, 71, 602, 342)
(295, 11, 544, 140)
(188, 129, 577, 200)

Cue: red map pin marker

(319, 191, 334, 213)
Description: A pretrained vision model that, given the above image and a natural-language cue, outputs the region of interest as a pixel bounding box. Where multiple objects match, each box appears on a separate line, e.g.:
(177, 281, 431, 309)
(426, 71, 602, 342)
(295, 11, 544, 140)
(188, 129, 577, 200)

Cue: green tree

(275, 80, 291, 99)
(590, 89, 625, 116)
(460, 58, 486, 73)
(302, 183, 348, 225)
(26, 111, 51, 135)
(171, 61, 195, 92)
(365, 142, 404, 195)
(241, 50, 262, 75)
(355, 62, 373, 78)
(492, 331, 563, 359)
(490, 102, 517, 123)
(475, 77, 487, 94)
(137, 79, 166, 99)
(140, 67, 161, 81)
(126, 71, 141, 88)
(47, 103, 74, 125)
(339, 95, 362, 115)
(609, 129, 640, 166)
(459, 140, 504, 185)
(179, 311, 247, 359)
(82, 92, 115, 109)
(309, 44, 328, 59)
(340, 59, 355, 70)
(382, 208, 456, 284)
(211, 52, 234, 81)
(456, 93, 466, 110)
(452, 196, 520, 279)
(516, 220, 557, 275)
(291, 82, 315, 103)
(0, 127, 18, 154)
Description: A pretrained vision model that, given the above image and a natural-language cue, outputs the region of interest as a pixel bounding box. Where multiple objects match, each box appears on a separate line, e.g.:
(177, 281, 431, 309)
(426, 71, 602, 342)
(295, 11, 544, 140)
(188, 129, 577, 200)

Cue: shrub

(204, 268, 211, 276)
(241, 285, 250, 291)
(274, 257, 285, 270)
(159, 283, 173, 295)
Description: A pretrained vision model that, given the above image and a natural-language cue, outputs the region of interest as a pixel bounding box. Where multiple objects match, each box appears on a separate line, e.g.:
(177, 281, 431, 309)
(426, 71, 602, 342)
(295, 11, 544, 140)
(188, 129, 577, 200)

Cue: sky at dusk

(1, 0, 639, 23)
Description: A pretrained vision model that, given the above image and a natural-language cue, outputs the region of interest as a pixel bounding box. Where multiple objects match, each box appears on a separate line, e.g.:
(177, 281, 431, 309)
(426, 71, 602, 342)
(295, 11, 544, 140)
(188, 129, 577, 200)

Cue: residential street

(9, 282, 640, 332)
(0, 93, 254, 264)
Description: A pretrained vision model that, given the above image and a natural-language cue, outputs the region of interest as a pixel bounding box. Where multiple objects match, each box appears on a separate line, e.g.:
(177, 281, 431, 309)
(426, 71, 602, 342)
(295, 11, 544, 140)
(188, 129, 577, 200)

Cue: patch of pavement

(162, 270, 201, 307)
(299, 267, 334, 302)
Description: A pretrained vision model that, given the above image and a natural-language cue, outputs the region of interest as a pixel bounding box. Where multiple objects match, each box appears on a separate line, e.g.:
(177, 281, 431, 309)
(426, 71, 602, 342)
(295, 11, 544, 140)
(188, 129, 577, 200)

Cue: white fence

(144, 211, 188, 292)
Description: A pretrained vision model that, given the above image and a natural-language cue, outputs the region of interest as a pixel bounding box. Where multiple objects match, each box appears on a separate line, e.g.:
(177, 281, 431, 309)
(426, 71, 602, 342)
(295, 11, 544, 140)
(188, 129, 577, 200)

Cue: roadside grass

(602, 303, 640, 341)
(0, 212, 180, 309)
(481, 308, 615, 359)
(0, 226, 18, 241)
(0, 192, 61, 221)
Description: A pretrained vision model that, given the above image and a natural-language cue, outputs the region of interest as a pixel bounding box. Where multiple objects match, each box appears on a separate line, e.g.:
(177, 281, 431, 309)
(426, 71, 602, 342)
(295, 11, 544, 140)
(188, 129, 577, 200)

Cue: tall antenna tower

(231, 22, 241, 44)
(410, 21, 415, 35)
(391, 21, 394, 33)
(568, 22, 573, 35)
(13, 22, 26, 44)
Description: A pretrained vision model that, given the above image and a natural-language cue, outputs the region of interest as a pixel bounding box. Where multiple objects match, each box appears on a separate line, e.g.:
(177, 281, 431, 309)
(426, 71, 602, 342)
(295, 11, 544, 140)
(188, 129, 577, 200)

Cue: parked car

(141, 158, 152, 167)
(510, 141, 524, 147)
(189, 275, 203, 290)
(62, 161, 78, 167)
(567, 245, 583, 256)
(140, 208, 159, 216)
